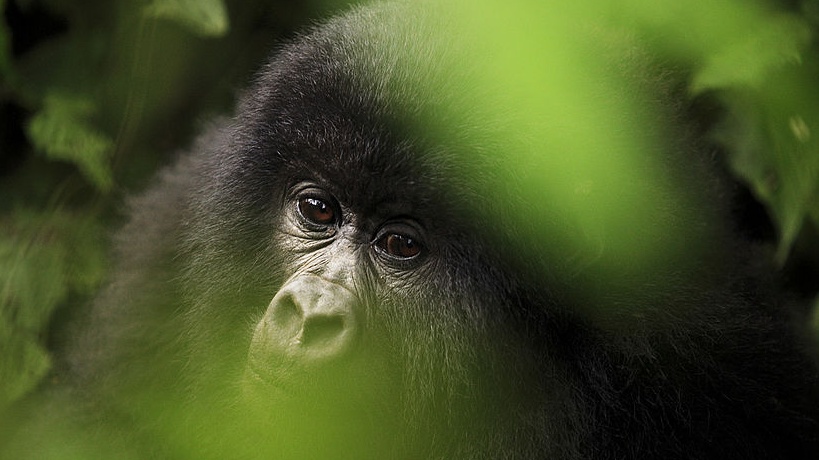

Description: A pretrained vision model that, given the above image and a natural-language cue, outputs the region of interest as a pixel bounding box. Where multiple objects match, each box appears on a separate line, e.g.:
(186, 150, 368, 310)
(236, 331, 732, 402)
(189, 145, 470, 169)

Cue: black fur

(6, 3, 819, 459)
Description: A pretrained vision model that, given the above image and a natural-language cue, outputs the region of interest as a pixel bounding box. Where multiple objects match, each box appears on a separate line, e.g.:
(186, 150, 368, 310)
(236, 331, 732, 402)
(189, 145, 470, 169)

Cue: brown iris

(377, 233, 420, 259)
(298, 197, 335, 225)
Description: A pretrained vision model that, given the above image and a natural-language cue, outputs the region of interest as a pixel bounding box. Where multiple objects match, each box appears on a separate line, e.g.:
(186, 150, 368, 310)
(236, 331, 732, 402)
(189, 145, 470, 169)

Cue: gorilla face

(245, 179, 441, 382)
(236, 178, 500, 456)
(164, 19, 572, 454)
(187, 69, 548, 456)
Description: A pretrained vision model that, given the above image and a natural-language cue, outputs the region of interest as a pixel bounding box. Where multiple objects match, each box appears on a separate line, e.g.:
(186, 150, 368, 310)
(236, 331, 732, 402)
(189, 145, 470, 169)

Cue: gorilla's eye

(376, 233, 421, 259)
(298, 197, 336, 226)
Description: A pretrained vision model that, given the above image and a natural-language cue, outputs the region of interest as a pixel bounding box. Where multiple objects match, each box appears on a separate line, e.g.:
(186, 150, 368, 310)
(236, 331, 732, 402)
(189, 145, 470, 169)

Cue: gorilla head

(173, 11, 561, 454)
(26, 2, 818, 460)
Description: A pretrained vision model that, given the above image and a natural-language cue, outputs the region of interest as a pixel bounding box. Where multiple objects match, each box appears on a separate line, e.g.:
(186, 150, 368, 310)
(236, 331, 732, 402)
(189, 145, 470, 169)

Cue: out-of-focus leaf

(0, 236, 67, 331)
(692, 15, 810, 92)
(0, 209, 107, 409)
(27, 93, 114, 192)
(646, 0, 818, 264)
(712, 59, 819, 264)
(0, 315, 51, 411)
(145, 0, 229, 37)
(0, 220, 65, 409)
(765, 119, 819, 264)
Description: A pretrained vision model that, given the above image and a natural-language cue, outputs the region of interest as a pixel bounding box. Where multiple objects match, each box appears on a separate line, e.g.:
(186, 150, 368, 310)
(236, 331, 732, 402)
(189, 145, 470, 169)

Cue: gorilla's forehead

(245, 75, 470, 220)
(271, 115, 462, 224)
(224, 3, 492, 233)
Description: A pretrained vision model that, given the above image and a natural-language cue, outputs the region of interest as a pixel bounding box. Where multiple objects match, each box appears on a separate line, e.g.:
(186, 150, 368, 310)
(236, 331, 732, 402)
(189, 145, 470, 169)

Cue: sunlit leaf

(692, 15, 809, 92)
(145, 0, 229, 37)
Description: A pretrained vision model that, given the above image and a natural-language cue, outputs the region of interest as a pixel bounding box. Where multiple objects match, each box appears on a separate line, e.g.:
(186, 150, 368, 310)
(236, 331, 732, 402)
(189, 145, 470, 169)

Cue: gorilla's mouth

(241, 356, 300, 407)
(243, 343, 296, 388)
(242, 343, 358, 398)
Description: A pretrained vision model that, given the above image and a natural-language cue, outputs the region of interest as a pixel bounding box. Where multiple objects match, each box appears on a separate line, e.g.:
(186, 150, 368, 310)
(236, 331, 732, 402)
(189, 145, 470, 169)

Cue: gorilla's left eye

(298, 197, 336, 226)
(376, 233, 421, 259)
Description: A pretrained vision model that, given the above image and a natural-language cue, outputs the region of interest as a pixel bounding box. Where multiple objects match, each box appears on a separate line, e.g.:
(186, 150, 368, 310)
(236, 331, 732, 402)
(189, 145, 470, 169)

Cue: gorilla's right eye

(298, 197, 336, 226)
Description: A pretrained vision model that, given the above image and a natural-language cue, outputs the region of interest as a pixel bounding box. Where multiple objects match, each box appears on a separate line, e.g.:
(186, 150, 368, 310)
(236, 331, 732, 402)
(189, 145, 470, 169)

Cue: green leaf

(0, 223, 64, 409)
(145, 0, 229, 37)
(0, 237, 67, 332)
(27, 93, 114, 192)
(692, 14, 810, 93)
(0, 209, 108, 408)
(716, 91, 819, 264)
(0, 316, 52, 410)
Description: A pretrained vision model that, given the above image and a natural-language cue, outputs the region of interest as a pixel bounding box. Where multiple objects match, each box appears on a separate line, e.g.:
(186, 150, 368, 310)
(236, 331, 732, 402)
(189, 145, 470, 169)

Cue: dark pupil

(384, 234, 420, 258)
(299, 197, 334, 225)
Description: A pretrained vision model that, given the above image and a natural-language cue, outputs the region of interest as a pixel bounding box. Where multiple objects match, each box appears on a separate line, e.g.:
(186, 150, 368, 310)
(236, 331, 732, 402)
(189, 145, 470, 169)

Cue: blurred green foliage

(0, 209, 104, 408)
(431, 0, 819, 299)
(605, 0, 819, 265)
(28, 92, 114, 190)
(0, 0, 817, 419)
(0, 0, 345, 411)
(146, 0, 229, 36)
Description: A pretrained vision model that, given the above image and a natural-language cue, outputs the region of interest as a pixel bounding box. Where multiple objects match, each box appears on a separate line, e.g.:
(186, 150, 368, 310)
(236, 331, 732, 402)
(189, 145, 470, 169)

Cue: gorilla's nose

(253, 274, 359, 363)
(294, 309, 346, 348)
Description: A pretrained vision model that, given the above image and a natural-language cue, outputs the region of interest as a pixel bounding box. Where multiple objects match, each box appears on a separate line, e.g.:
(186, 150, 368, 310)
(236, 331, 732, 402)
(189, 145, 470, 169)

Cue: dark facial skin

(247, 180, 425, 367)
(238, 179, 438, 458)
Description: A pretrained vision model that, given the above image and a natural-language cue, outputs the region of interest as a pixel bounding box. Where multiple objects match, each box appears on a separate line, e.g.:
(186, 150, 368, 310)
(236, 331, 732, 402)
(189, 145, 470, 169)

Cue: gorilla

(6, 2, 819, 459)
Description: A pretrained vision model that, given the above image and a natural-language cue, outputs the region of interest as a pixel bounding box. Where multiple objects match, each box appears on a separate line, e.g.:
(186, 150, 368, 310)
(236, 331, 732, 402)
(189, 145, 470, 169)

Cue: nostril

(300, 314, 346, 348)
